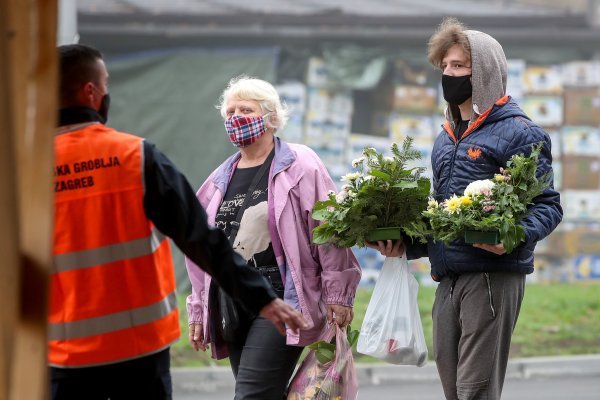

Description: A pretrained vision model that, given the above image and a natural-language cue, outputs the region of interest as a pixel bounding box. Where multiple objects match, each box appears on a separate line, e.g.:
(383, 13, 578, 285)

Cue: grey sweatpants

(433, 272, 526, 400)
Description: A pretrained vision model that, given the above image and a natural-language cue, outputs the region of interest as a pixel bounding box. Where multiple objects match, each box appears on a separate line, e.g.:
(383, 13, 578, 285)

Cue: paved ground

(172, 354, 600, 399)
(174, 375, 600, 399)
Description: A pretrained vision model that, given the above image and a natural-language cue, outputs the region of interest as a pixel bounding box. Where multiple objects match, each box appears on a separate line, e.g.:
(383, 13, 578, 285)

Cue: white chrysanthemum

(327, 189, 336, 197)
(464, 179, 495, 197)
(340, 172, 362, 182)
(335, 190, 349, 204)
(351, 157, 365, 168)
(384, 156, 394, 162)
(427, 199, 439, 209)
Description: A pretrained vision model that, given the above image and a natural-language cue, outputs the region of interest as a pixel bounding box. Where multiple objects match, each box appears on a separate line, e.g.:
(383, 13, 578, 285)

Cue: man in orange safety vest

(50, 44, 307, 400)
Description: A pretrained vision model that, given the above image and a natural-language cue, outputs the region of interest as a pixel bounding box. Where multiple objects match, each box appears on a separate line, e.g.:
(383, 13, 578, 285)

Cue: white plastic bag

(357, 254, 428, 366)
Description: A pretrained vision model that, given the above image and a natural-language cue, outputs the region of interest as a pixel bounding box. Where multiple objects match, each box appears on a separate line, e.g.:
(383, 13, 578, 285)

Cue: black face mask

(98, 93, 111, 123)
(442, 74, 472, 106)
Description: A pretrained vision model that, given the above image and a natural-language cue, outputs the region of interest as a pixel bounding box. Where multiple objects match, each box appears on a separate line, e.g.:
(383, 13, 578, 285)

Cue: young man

(51, 44, 307, 400)
(370, 18, 562, 400)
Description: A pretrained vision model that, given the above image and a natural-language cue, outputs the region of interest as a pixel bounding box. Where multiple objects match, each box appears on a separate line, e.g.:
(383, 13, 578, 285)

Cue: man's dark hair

(59, 44, 103, 106)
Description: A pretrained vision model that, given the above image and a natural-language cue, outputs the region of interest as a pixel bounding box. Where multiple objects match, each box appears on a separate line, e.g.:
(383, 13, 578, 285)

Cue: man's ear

(81, 81, 101, 108)
(81, 81, 95, 103)
(83, 81, 94, 96)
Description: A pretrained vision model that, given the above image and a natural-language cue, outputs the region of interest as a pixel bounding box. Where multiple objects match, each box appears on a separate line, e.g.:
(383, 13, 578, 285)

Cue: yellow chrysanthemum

(445, 195, 462, 214)
(494, 174, 505, 182)
(460, 196, 473, 206)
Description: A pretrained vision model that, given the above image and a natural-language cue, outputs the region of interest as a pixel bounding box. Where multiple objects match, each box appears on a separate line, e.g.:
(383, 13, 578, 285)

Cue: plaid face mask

(225, 114, 268, 148)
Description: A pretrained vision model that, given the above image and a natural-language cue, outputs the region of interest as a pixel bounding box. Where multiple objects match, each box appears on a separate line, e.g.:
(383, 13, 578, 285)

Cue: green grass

(510, 282, 600, 357)
(171, 282, 600, 367)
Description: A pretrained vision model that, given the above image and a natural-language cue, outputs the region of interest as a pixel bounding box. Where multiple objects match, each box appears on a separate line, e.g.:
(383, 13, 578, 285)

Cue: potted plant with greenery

(312, 137, 430, 248)
(417, 143, 550, 254)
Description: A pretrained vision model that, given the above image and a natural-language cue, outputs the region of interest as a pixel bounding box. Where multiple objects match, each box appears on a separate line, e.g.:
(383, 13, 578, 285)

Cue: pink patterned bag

(288, 324, 358, 400)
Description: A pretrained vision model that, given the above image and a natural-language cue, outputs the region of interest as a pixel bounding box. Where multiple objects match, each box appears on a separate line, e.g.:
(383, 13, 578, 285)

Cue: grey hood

(446, 30, 508, 123)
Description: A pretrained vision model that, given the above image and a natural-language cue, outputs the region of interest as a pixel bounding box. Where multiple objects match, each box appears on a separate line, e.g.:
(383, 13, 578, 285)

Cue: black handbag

(216, 286, 242, 342)
(215, 149, 275, 342)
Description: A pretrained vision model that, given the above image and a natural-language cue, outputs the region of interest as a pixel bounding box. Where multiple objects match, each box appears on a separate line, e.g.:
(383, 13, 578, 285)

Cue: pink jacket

(185, 138, 361, 359)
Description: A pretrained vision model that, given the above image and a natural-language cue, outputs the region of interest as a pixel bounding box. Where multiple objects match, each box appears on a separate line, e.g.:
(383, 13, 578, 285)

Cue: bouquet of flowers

(419, 143, 550, 254)
(312, 137, 431, 248)
(287, 325, 359, 400)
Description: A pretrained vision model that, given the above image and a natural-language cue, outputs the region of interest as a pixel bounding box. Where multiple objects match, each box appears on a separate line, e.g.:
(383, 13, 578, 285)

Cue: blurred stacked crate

(556, 61, 600, 281)
(304, 57, 354, 181)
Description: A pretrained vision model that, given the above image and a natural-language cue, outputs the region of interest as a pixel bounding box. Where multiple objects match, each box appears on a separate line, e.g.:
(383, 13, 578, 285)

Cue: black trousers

(50, 347, 172, 400)
(227, 316, 304, 400)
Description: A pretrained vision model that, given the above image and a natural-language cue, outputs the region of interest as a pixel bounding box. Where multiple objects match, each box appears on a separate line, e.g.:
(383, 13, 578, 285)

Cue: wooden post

(0, 4, 22, 398)
(0, 0, 57, 399)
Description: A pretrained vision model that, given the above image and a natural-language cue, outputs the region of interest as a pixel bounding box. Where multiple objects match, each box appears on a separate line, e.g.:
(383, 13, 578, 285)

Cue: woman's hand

(365, 239, 405, 257)
(326, 304, 354, 327)
(188, 322, 208, 351)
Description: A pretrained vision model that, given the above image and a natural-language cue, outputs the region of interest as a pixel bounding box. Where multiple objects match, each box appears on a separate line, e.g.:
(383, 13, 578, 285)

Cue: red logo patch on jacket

(467, 147, 482, 160)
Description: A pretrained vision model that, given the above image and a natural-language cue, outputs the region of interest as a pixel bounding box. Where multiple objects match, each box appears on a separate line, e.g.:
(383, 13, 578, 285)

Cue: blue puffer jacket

(415, 97, 562, 280)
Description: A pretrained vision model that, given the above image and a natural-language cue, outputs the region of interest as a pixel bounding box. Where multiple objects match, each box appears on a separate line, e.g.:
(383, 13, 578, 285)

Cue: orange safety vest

(49, 123, 180, 368)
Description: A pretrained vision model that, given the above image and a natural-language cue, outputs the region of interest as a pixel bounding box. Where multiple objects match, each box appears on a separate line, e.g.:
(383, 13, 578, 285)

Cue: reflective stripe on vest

(48, 291, 177, 341)
(53, 226, 167, 273)
(51, 125, 179, 367)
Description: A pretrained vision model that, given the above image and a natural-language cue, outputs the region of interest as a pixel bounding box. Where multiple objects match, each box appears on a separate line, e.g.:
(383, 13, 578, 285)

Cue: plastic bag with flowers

(312, 137, 431, 248)
(419, 143, 551, 254)
(287, 324, 359, 400)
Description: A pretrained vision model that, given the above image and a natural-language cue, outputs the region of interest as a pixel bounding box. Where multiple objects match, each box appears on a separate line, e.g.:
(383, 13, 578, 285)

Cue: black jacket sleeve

(141, 140, 276, 314)
(405, 238, 429, 260)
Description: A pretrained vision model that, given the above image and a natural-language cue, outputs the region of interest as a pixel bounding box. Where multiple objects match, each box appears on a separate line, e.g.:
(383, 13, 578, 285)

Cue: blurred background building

(70, 0, 600, 288)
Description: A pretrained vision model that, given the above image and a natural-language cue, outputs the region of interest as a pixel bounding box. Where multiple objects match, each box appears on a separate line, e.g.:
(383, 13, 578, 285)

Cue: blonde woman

(185, 76, 361, 399)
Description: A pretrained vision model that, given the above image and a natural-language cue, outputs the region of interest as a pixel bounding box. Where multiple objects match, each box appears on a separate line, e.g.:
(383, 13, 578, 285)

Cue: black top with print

(215, 163, 277, 269)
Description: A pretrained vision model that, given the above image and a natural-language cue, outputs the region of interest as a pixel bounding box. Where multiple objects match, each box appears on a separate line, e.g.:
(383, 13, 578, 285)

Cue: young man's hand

(473, 243, 506, 255)
(365, 239, 405, 257)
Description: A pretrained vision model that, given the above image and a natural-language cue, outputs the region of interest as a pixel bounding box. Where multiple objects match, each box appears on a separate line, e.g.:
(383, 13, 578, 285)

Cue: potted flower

(420, 143, 550, 254)
(312, 137, 430, 248)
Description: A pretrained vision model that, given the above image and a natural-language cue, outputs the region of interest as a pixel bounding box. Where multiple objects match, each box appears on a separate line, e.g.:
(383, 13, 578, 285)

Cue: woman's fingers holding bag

(327, 304, 354, 327)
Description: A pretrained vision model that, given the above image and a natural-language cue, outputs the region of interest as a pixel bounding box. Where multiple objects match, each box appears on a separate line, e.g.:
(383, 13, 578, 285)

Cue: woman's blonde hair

(217, 76, 289, 132)
(427, 17, 471, 69)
